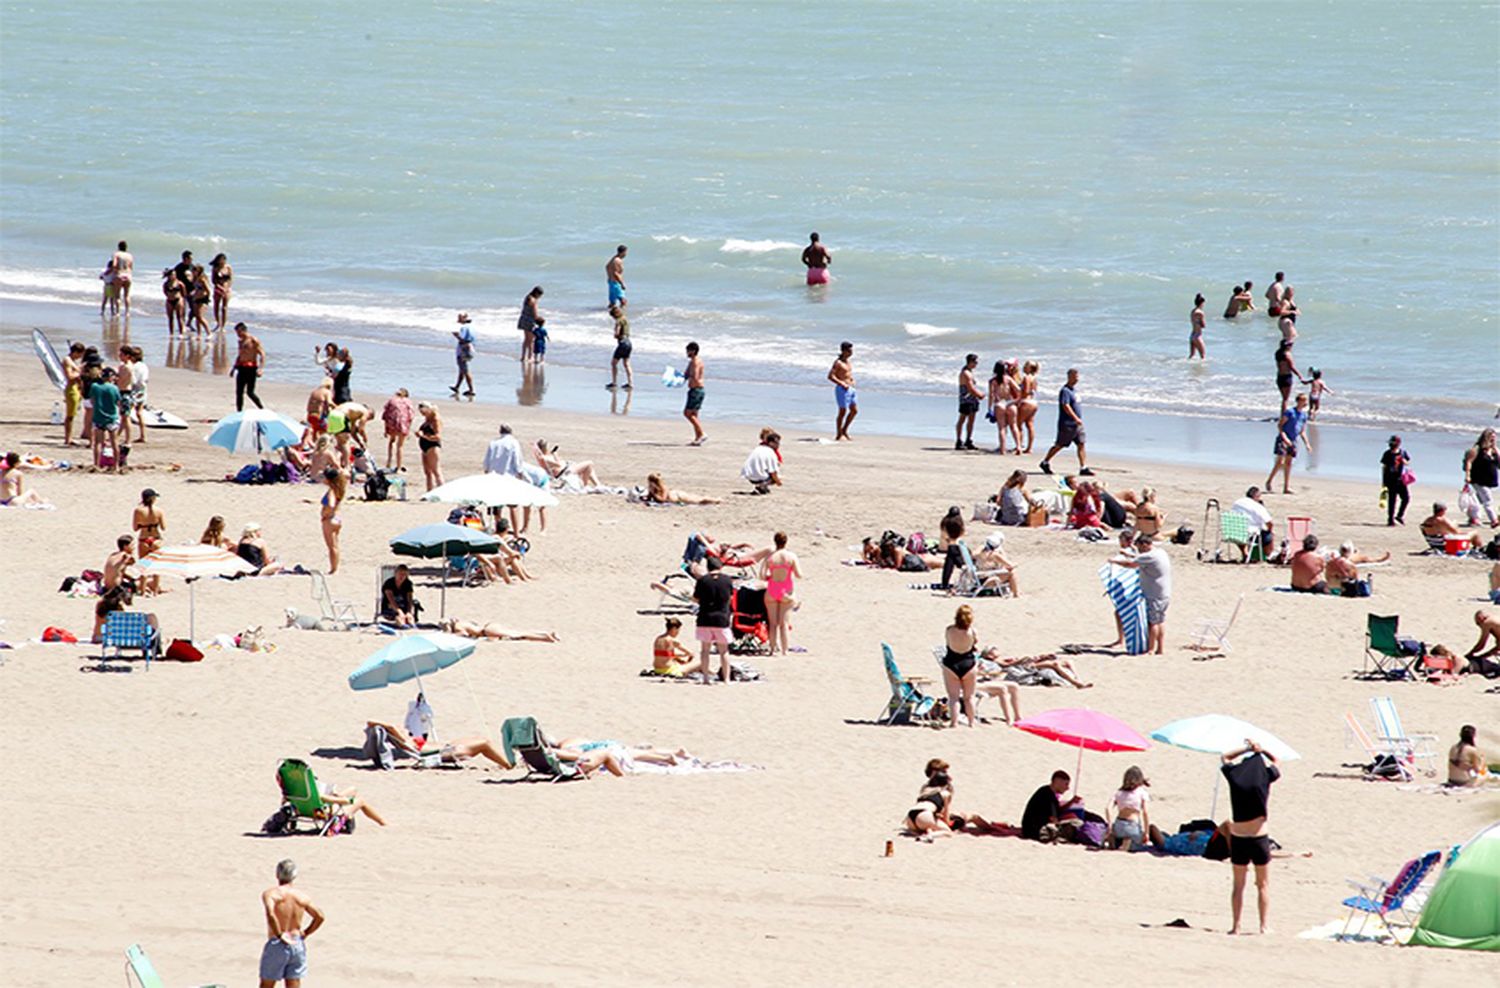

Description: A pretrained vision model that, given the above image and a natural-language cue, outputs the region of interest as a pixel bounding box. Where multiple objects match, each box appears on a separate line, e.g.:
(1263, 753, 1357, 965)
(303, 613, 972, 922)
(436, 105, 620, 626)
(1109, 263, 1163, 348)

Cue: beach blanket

(622, 755, 760, 775)
(1098, 562, 1148, 655)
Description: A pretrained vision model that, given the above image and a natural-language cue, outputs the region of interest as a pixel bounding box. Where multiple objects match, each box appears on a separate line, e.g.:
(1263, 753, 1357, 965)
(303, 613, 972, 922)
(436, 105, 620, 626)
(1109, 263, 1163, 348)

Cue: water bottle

(49, 400, 62, 425)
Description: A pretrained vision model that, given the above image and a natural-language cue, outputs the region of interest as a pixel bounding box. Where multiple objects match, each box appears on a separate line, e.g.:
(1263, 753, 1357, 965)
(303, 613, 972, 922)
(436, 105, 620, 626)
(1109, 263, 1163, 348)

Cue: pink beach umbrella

(1013, 707, 1152, 790)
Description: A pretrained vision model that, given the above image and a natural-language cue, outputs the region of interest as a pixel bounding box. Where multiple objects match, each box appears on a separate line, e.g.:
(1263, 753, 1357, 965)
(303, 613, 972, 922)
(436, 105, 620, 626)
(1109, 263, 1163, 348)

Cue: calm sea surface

(3, 1, 1497, 437)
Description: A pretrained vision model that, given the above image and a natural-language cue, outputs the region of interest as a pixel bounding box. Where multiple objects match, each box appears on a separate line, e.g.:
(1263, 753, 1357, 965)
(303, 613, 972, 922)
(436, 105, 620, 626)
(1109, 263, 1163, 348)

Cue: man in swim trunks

(683, 341, 706, 445)
(1221, 743, 1280, 935)
(1040, 367, 1090, 476)
(606, 244, 627, 308)
(1288, 534, 1328, 593)
(63, 341, 85, 446)
(802, 232, 831, 286)
(451, 312, 476, 398)
(111, 241, 134, 312)
(259, 859, 324, 988)
(305, 378, 333, 442)
(1265, 271, 1286, 316)
(828, 341, 857, 440)
(955, 353, 983, 451)
(1266, 393, 1311, 494)
(607, 303, 634, 390)
(102, 534, 136, 592)
(232, 322, 266, 411)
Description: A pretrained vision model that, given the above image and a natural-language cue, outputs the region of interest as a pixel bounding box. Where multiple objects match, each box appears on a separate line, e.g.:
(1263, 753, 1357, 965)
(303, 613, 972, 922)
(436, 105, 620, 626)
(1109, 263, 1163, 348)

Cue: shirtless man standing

(232, 322, 266, 411)
(306, 378, 333, 441)
(62, 342, 85, 445)
(802, 232, 831, 286)
(133, 488, 165, 595)
(827, 341, 857, 440)
(111, 241, 135, 313)
(1265, 272, 1286, 317)
(259, 859, 324, 988)
(103, 535, 135, 591)
(606, 245, 628, 309)
(683, 342, 706, 445)
(955, 353, 984, 451)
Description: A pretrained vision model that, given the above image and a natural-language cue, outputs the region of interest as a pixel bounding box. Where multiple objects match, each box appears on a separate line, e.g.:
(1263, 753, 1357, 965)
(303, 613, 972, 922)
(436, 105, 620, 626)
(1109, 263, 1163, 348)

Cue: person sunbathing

(553, 736, 691, 768)
(645, 472, 720, 505)
(903, 760, 955, 840)
(531, 729, 626, 777)
(312, 779, 388, 826)
(1289, 534, 1328, 593)
(367, 720, 515, 770)
(441, 617, 558, 642)
(476, 539, 534, 584)
(1447, 725, 1486, 788)
(1068, 481, 1104, 529)
(533, 439, 602, 488)
(652, 616, 696, 673)
(973, 532, 1021, 596)
(0, 453, 50, 507)
(878, 537, 930, 572)
(236, 523, 283, 576)
(980, 648, 1093, 689)
(1120, 487, 1163, 537)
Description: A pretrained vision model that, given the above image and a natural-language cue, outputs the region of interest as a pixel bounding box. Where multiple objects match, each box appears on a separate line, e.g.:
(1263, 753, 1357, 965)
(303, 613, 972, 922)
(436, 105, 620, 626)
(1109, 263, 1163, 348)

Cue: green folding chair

(500, 717, 584, 782)
(124, 943, 223, 987)
(1220, 511, 1263, 563)
(1363, 614, 1422, 679)
(275, 758, 348, 835)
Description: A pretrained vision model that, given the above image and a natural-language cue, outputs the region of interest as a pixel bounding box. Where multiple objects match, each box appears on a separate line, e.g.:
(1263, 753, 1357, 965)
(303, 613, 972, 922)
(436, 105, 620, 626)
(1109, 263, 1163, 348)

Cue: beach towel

(1098, 562, 1148, 655)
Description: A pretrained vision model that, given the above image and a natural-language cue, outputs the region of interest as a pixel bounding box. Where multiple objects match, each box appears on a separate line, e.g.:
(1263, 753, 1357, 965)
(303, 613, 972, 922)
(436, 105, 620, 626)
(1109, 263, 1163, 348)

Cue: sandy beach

(0, 345, 1495, 985)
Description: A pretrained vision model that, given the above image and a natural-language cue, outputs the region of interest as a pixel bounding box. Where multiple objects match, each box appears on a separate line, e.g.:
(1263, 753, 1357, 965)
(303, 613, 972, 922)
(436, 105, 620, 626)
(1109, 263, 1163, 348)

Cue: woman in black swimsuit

(942, 605, 980, 729)
(416, 402, 443, 491)
(904, 760, 954, 838)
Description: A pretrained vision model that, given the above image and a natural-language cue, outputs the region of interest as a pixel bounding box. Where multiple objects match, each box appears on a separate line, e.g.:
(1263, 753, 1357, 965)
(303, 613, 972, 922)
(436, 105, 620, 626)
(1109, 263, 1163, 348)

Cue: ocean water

(2, 1, 1497, 438)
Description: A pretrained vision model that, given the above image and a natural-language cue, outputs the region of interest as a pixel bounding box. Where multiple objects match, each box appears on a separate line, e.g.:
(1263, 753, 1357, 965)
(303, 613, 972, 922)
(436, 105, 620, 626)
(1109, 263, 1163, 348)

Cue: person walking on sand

(518, 287, 543, 364)
(259, 859, 324, 988)
(1266, 393, 1312, 494)
(802, 232, 831, 286)
(111, 241, 134, 312)
(232, 322, 265, 411)
(606, 244, 627, 308)
(1189, 294, 1207, 360)
(608, 303, 634, 390)
(1463, 427, 1500, 527)
(683, 342, 707, 445)
(451, 312, 476, 398)
(828, 341, 857, 440)
(954, 353, 983, 451)
(1380, 435, 1411, 526)
(1221, 742, 1280, 935)
(1040, 367, 1091, 476)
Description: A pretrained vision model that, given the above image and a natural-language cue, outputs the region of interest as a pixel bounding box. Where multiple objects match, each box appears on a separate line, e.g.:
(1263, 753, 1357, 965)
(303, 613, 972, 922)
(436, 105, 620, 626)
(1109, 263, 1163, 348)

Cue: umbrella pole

(1075, 744, 1083, 794)
(190, 580, 197, 643)
(441, 565, 448, 620)
(1210, 768, 1221, 820)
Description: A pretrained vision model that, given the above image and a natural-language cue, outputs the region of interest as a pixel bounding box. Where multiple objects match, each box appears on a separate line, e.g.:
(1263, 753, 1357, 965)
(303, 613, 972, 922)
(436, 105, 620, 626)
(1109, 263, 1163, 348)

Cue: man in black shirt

(380, 565, 421, 628)
(692, 557, 735, 684)
(1221, 742, 1281, 935)
(1021, 770, 1072, 841)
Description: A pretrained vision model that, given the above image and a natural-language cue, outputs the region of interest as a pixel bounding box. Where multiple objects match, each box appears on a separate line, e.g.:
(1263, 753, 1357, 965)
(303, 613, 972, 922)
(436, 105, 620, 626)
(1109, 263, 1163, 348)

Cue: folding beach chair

(1343, 710, 1414, 781)
(1339, 849, 1442, 940)
(124, 943, 224, 988)
(501, 717, 585, 781)
(950, 542, 1012, 597)
(1362, 614, 1423, 679)
(1370, 696, 1438, 775)
(271, 758, 353, 835)
(1421, 531, 1447, 554)
(1098, 561, 1148, 654)
(1219, 511, 1263, 563)
(99, 611, 159, 668)
(309, 570, 358, 625)
(880, 643, 937, 725)
(1189, 593, 1243, 653)
(1286, 516, 1315, 545)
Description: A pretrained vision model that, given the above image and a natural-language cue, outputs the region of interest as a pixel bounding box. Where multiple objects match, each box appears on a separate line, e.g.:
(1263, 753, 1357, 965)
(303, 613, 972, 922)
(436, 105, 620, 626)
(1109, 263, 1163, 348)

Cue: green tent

(1409, 823, 1500, 951)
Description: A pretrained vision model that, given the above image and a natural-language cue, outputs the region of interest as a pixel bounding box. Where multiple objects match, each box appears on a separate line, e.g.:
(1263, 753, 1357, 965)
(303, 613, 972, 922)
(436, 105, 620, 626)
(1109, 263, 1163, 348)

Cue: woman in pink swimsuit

(760, 531, 802, 656)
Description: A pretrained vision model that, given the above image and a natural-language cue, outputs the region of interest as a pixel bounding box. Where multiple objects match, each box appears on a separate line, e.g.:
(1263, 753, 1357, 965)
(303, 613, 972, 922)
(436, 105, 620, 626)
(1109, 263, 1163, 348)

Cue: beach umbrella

(137, 543, 255, 641)
(420, 473, 559, 509)
(205, 408, 302, 455)
(1014, 707, 1152, 791)
(347, 633, 475, 691)
(1150, 714, 1301, 818)
(389, 522, 501, 619)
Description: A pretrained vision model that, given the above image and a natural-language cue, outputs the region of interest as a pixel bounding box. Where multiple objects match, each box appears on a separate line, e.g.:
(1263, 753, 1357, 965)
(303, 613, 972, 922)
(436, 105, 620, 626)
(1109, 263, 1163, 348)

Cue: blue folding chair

(880, 643, 937, 724)
(1339, 850, 1442, 939)
(100, 611, 159, 668)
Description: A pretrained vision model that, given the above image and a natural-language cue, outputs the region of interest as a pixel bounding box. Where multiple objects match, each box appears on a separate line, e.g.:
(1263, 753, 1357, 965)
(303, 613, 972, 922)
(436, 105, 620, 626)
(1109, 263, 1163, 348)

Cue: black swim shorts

(1229, 834, 1272, 866)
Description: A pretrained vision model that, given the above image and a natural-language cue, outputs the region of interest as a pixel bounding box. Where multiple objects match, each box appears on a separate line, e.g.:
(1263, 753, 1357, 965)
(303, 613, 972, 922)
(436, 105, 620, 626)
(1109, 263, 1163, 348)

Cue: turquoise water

(2, 1, 1497, 435)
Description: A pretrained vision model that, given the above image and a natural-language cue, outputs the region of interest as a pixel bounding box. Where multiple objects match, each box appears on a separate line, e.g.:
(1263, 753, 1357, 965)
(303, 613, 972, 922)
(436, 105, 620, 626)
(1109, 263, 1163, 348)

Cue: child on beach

(531, 318, 548, 363)
(1307, 369, 1332, 420)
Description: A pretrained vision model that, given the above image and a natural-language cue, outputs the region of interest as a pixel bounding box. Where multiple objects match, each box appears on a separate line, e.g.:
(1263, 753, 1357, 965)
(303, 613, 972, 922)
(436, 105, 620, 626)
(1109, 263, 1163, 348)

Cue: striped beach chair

(1099, 562, 1148, 655)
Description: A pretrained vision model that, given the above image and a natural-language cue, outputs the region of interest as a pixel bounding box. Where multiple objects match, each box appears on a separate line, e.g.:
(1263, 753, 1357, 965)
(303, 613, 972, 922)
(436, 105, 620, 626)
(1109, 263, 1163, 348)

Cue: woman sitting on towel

(652, 617, 696, 674)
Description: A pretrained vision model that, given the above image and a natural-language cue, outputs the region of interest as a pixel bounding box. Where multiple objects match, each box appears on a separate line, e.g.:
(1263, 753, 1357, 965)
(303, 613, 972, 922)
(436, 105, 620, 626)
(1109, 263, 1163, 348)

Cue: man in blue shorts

(827, 341, 857, 441)
(683, 341, 706, 445)
(605, 244, 627, 307)
(259, 859, 323, 987)
(1266, 392, 1312, 494)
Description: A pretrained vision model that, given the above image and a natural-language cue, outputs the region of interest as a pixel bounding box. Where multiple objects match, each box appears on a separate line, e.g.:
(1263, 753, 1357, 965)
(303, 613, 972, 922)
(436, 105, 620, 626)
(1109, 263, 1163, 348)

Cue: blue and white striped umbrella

(1099, 562, 1148, 655)
(205, 409, 302, 455)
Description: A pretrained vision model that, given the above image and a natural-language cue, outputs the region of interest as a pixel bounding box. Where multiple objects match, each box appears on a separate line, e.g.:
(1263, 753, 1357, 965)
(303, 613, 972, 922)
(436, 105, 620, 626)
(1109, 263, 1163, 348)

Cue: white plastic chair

(1189, 594, 1243, 652)
(1369, 696, 1438, 775)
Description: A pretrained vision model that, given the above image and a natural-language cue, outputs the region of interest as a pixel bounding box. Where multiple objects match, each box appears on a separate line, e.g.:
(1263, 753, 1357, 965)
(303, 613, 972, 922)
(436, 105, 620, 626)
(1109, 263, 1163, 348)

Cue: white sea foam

(903, 322, 960, 338)
(719, 239, 800, 254)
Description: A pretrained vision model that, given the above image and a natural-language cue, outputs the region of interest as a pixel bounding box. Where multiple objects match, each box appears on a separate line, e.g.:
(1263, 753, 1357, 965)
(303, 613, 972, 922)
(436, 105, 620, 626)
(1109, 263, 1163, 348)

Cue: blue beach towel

(1099, 562, 1148, 655)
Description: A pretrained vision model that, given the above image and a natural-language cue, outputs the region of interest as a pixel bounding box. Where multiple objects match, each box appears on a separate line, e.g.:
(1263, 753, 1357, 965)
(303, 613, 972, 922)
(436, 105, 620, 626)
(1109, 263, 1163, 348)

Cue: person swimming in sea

(802, 232, 831, 286)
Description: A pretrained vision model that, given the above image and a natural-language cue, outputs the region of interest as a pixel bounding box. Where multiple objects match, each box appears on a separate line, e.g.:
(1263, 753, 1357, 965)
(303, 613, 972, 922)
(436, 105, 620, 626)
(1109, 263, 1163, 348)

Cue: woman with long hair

(210, 253, 233, 331)
(1463, 428, 1499, 527)
(903, 758, 955, 838)
(645, 472, 720, 505)
(1106, 765, 1163, 850)
(1016, 360, 1040, 453)
(761, 531, 802, 656)
(319, 466, 348, 574)
(200, 514, 233, 549)
(416, 402, 443, 491)
(941, 605, 980, 729)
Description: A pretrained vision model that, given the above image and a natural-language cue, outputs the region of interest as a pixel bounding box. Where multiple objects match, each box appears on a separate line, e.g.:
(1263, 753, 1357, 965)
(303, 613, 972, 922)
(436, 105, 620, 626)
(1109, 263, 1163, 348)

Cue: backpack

(1170, 524, 1195, 546)
(906, 532, 927, 554)
(364, 471, 391, 502)
(234, 464, 260, 484)
(1367, 753, 1405, 780)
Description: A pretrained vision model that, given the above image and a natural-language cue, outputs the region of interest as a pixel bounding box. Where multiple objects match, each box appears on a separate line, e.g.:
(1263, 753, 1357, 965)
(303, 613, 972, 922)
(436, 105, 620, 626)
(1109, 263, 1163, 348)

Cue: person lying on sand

(903, 759, 955, 840)
(645, 473, 720, 505)
(441, 617, 558, 642)
(980, 649, 1093, 689)
(552, 737, 692, 768)
(533, 438, 603, 488)
(367, 721, 514, 770)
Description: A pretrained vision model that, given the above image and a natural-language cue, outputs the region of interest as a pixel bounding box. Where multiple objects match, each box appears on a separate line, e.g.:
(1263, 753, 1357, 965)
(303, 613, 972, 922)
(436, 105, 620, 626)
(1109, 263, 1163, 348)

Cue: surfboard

(32, 328, 65, 391)
(140, 406, 189, 430)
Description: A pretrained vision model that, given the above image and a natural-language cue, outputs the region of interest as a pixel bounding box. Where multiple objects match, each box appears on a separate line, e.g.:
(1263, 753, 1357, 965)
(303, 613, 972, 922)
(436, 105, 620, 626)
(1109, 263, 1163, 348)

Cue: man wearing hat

(451, 312, 476, 399)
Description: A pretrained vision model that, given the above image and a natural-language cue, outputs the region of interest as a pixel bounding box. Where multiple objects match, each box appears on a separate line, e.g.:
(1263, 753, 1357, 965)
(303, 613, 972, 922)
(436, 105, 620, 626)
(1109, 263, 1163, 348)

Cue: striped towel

(1099, 562, 1148, 655)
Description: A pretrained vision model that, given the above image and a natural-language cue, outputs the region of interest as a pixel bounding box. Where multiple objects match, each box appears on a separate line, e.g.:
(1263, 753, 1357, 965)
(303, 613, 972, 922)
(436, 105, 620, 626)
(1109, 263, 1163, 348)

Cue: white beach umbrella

(138, 543, 255, 641)
(1150, 714, 1301, 818)
(421, 473, 559, 509)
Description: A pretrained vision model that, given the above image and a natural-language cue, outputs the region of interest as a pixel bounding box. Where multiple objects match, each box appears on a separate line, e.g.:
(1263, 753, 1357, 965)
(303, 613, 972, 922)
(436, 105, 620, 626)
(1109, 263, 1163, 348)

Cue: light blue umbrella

(205, 408, 302, 455)
(347, 633, 475, 691)
(1150, 714, 1300, 817)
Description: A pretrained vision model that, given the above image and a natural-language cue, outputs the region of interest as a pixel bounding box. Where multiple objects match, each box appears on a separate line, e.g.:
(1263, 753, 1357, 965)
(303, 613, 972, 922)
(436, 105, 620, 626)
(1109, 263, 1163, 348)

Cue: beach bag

(459, 338, 475, 361)
(1170, 524, 1195, 546)
(234, 464, 259, 484)
(1026, 503, 1048, 527)
(906, 532, 927, 554)
(1366, 753, 1404, 780)
(165, 639, 204, 662)
(364, 470, 391, 502)
(1162, 830, 1212, 857)
(1075, 818, 1107, 848)
(972, 502, 999, 524)
(41, 627, 77, 643)
(1458, 485, 1480, 522)
(1401, 469, 1416, 487)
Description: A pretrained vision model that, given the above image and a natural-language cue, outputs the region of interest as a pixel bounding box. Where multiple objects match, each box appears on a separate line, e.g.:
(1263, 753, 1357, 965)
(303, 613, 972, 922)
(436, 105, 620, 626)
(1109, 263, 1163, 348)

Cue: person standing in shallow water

(683, 342, 706, 446)
(827, 341, 857, 440)
(606, 245, 627, 308)
(608, 303, 633, 390)
(1189, 294, 1207, 360)
(802, 232, 831, 286)
(954, 353, 983, 451)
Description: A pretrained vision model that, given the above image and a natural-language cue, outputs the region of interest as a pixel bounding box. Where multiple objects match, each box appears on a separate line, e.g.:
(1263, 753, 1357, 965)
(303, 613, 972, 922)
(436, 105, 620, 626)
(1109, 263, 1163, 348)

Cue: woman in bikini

(1447, 724, 1485, 787)
(645, 473, 720, 505)
(533, 438, 601, 488)
(210, 253, 232, 331)
(132, 489, 165, 594)
(416, 403, 443, 491)
(986, 361, 1008, 454)
(651, 616, 696, 674)
(441, 617, 558, 643)
(319, 466, 347, 574)
(904, 759, 955, 839)
(761, 531, 802, 656)
(188, 267, 211, 335)
(161, 268, 186, 336)
(200, 515, 234, 549)
(1017, 360, 1040, 454)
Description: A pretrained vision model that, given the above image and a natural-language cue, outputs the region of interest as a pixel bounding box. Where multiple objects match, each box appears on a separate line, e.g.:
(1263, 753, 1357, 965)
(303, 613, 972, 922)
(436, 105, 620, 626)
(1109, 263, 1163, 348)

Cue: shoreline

(0, 294, 1479, 484)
